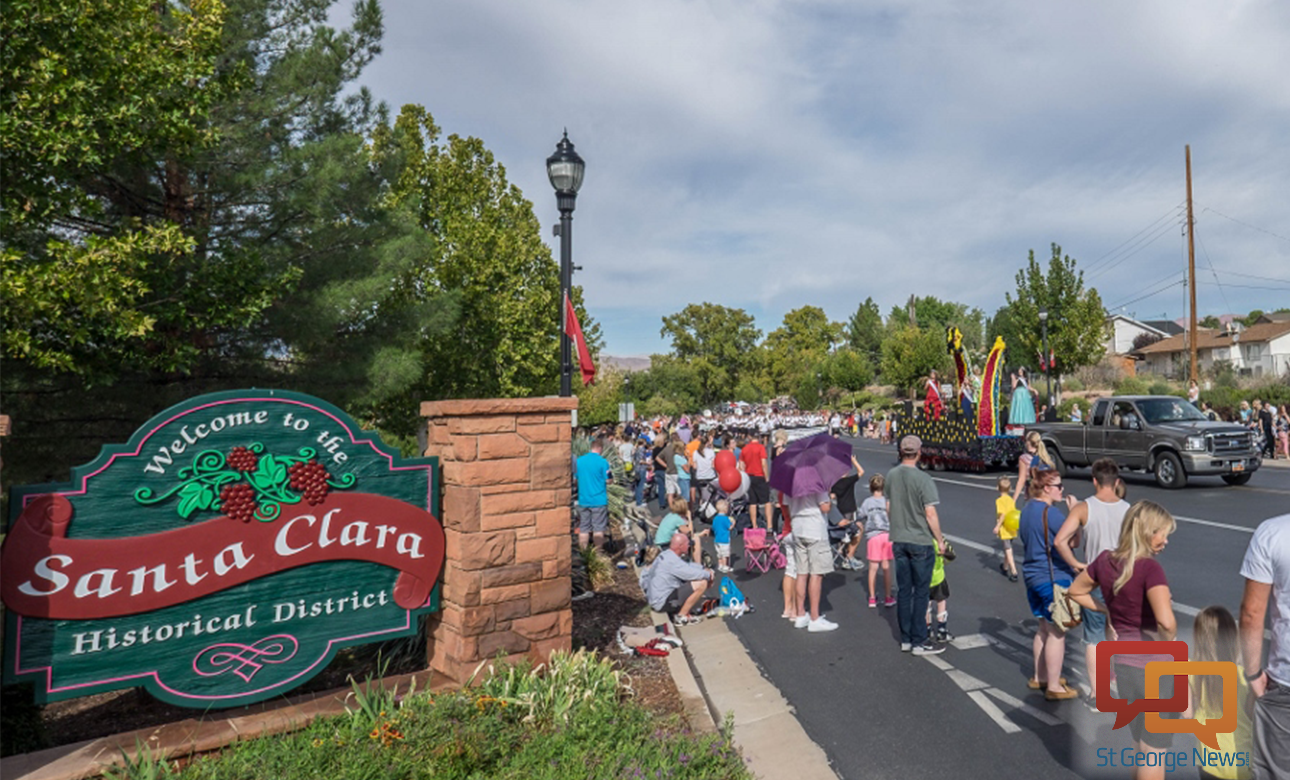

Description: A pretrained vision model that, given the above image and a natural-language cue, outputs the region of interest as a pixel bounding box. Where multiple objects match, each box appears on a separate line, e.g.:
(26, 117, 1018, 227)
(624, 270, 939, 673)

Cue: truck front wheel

(1050, 448, 1067, 477)
(1153, 452, 1187, 489)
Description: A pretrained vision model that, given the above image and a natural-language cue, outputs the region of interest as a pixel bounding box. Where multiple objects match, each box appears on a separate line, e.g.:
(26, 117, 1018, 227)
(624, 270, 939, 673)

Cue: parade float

(896, 328, 1025, 471)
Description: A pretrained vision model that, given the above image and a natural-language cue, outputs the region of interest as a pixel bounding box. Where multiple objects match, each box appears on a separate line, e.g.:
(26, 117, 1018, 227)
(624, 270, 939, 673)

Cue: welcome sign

(1, 390, 444, 708)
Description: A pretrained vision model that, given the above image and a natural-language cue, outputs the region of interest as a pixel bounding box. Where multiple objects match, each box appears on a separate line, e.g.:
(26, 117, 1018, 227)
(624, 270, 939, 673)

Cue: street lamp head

(1038, 308, 1048, 322)
(546, 130, 585, 206)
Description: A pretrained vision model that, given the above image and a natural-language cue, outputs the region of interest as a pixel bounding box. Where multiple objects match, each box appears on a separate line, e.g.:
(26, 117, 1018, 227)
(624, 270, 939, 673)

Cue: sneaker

(900, 642, 913, 652)
(794, 615, 811, 629)
(1008, 572, 1018, 583)
(808, 617, 839, 633)
(868, 598, 877, 609)
(912, 641, 945, 656)
(847, 558, 865, 570)
(937, 629, 955, 643)
(884, 597, 896, 608)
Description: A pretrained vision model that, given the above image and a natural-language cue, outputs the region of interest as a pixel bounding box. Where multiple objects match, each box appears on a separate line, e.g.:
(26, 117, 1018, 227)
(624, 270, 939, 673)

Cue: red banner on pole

(565, 293, 596, 385)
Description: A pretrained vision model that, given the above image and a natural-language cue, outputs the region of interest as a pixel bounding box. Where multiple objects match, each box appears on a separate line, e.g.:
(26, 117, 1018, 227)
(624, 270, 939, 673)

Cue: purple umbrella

(768, 433, 854, 497)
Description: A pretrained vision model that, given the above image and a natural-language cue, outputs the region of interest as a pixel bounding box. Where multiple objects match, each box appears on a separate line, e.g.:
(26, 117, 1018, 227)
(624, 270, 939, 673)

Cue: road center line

(941, 533, 1263, 635)
(930, 476, 1256, 534)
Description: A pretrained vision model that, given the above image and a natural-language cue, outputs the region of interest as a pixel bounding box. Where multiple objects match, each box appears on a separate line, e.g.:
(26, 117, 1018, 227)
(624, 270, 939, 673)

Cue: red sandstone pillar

(420, 398, 577, 683)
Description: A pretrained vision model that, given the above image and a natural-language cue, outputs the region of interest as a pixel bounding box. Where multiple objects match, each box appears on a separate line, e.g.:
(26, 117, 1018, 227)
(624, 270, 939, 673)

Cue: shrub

(1058, 397, 1091, 422)
(1062, 377, 1085, 393)
(1147, 381, 1175, 396)
(1114, 376, 1150, 396)
(175, 654, 748, 780)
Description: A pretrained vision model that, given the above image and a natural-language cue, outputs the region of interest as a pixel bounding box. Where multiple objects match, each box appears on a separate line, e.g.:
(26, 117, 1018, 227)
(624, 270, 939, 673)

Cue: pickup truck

(1027, 395, 1262, 489)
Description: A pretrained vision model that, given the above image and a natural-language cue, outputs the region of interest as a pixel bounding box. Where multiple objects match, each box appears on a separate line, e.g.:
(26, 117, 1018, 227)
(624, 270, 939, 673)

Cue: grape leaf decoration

(134, 444, 356, 522)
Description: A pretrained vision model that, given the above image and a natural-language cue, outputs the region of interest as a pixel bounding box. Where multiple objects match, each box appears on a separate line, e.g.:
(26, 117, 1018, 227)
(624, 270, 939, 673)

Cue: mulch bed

(569, 537, 687, 724)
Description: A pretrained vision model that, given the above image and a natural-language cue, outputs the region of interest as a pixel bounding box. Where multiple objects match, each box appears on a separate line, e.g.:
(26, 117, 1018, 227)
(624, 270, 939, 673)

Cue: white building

(1104, 314, 1172, 355)
(1135, 321, 1290, 379)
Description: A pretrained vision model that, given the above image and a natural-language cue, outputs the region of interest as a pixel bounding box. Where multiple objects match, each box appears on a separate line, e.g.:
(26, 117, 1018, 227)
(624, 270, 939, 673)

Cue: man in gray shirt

(886, 435, 946, 656)
(641, 533, 714, 624)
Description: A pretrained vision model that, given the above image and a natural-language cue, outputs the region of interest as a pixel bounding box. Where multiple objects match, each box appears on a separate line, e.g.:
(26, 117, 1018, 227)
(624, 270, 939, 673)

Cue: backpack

(719, 576, 746, 609)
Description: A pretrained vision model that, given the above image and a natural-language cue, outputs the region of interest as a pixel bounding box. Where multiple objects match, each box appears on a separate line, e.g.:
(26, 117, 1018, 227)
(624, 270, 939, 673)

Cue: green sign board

(2, 390, 443, 708)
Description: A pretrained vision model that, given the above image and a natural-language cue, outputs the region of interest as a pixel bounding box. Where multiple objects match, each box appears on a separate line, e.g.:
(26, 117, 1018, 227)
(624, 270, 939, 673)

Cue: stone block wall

(420, 397, 578, 683)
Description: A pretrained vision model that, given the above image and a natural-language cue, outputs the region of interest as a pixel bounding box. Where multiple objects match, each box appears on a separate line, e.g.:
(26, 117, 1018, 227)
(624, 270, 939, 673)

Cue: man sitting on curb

(641, 532, 715, 626)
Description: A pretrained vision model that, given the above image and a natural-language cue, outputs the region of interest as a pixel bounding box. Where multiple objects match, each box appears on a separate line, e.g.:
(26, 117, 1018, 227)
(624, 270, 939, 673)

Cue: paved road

(705, 437, 1287, 779)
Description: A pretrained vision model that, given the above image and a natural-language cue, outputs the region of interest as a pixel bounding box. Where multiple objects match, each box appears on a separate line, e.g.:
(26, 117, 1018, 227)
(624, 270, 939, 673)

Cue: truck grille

(1210, 432, 1251, 454)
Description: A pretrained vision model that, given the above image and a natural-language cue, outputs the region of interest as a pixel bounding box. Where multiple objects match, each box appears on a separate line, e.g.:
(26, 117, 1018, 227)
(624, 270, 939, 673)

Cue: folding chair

(743, 528, 772, 574)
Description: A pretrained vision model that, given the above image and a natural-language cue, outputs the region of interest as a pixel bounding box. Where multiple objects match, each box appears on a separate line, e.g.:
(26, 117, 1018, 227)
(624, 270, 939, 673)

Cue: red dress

(924, 379, 944, 420)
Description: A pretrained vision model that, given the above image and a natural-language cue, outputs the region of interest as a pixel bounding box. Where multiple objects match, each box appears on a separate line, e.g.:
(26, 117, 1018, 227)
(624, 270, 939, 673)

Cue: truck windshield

(1137, 398, 1208, 424)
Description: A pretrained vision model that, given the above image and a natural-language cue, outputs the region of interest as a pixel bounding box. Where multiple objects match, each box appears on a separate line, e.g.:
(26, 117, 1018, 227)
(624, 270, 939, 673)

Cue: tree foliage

(764, 306, 844, 394)
(659, 303, 761, 405)
(1, 0, 233, 372)
(1, 0, 589, 488)
(889, 296, 985, 354)
(1003, 243, 1107, 378)
(880, 326, 948, 397)
(846, 297, 884, 372)
(370, 103, 600, 417)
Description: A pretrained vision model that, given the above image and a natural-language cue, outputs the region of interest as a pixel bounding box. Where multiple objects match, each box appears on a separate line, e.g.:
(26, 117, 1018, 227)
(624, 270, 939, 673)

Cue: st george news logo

(1093, 640, 1249, 773)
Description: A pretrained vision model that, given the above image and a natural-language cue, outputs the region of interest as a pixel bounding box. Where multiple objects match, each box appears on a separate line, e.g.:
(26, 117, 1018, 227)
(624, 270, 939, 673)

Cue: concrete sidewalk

(669, 615, 839, 780)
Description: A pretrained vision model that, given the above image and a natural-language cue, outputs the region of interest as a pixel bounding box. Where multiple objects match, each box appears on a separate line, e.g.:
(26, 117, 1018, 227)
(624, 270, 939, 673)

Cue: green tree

(880, 326, 948, 397)
(764, 306, 844, 393)
(1003, 243, 1107, 380)
(1198, 315, 1222, 329)
(1240, 309, 1265, 327)
(846, 297, 884, 372)
(575, 369, 625, 427)
(659, 303, 761, 404)
(371, 104, 600, 420)
(1, 0, 233, 373)
(631, 354, 703, 413)
(819, 348, 875, 394)
(1, 0, 460, 486)
(888, 296, 985, 353)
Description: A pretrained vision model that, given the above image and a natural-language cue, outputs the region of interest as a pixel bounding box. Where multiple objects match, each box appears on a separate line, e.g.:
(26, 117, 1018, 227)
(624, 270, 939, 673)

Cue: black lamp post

(547, 131, 585, 398)
(1039, 307, 1052, 412)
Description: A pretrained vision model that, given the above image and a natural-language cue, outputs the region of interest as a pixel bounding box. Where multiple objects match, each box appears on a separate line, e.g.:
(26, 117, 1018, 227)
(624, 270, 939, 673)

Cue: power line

(1107, 274, 1186, 311)
(1194, 224, 1234, 316)
(1105, 268, 1187, 310)
(1087, 215, 1185, 281)
(1197, 280, 1290, 291)
(1209, 269, 1290, 285)
(1083, 201, 1186, 275)
(1198, 204, 1290, 244)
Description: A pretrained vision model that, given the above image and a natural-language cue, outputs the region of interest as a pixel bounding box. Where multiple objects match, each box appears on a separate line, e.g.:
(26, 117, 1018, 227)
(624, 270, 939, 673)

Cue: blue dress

(1010, 378, 1036, 425)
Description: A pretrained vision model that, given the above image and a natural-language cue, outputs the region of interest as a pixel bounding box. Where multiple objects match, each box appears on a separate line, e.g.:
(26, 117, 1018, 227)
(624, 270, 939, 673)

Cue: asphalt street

(701, 436, 1288, 780)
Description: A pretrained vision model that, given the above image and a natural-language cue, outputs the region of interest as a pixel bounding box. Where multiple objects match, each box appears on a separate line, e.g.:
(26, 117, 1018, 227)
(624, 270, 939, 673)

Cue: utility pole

(1185, 145, 1198, 384)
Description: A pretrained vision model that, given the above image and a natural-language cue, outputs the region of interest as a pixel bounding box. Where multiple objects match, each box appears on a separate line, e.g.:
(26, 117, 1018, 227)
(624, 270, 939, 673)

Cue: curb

(648, 608, 719, 733)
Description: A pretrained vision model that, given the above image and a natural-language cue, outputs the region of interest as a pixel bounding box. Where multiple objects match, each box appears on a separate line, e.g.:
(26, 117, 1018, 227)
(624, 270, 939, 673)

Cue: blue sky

(353, 0, 1290, 356)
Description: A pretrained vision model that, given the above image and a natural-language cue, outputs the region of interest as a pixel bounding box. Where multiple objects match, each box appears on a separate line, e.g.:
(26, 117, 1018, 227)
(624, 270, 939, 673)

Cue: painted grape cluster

(134, 442, 355, 522)
(219, 483, 258, 522)
(288, 459, 332, 506)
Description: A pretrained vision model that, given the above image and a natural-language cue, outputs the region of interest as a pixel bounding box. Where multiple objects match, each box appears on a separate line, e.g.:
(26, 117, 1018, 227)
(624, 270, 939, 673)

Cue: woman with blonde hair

(1011, 430, 1055, 506)
(1068, 501, 1179, 780)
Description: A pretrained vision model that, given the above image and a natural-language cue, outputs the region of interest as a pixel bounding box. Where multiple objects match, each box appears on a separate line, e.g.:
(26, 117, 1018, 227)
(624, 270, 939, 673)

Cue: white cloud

(356, 0, 1290, 354)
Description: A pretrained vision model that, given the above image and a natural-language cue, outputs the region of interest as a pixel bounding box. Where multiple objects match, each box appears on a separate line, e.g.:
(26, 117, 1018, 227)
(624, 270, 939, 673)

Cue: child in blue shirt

(713, 498, 734, 573)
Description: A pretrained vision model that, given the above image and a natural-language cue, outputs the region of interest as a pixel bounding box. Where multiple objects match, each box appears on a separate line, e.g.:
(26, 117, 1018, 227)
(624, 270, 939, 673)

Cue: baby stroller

(694, 479, 748, 527)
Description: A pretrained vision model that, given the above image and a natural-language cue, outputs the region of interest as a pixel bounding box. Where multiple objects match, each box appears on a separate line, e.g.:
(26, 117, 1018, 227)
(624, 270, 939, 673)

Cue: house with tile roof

(1134, 321, 1290, 379)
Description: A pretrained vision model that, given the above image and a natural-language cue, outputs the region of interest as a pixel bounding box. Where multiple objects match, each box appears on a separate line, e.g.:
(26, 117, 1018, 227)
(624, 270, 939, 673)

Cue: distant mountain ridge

(600, 355, 651, 372)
